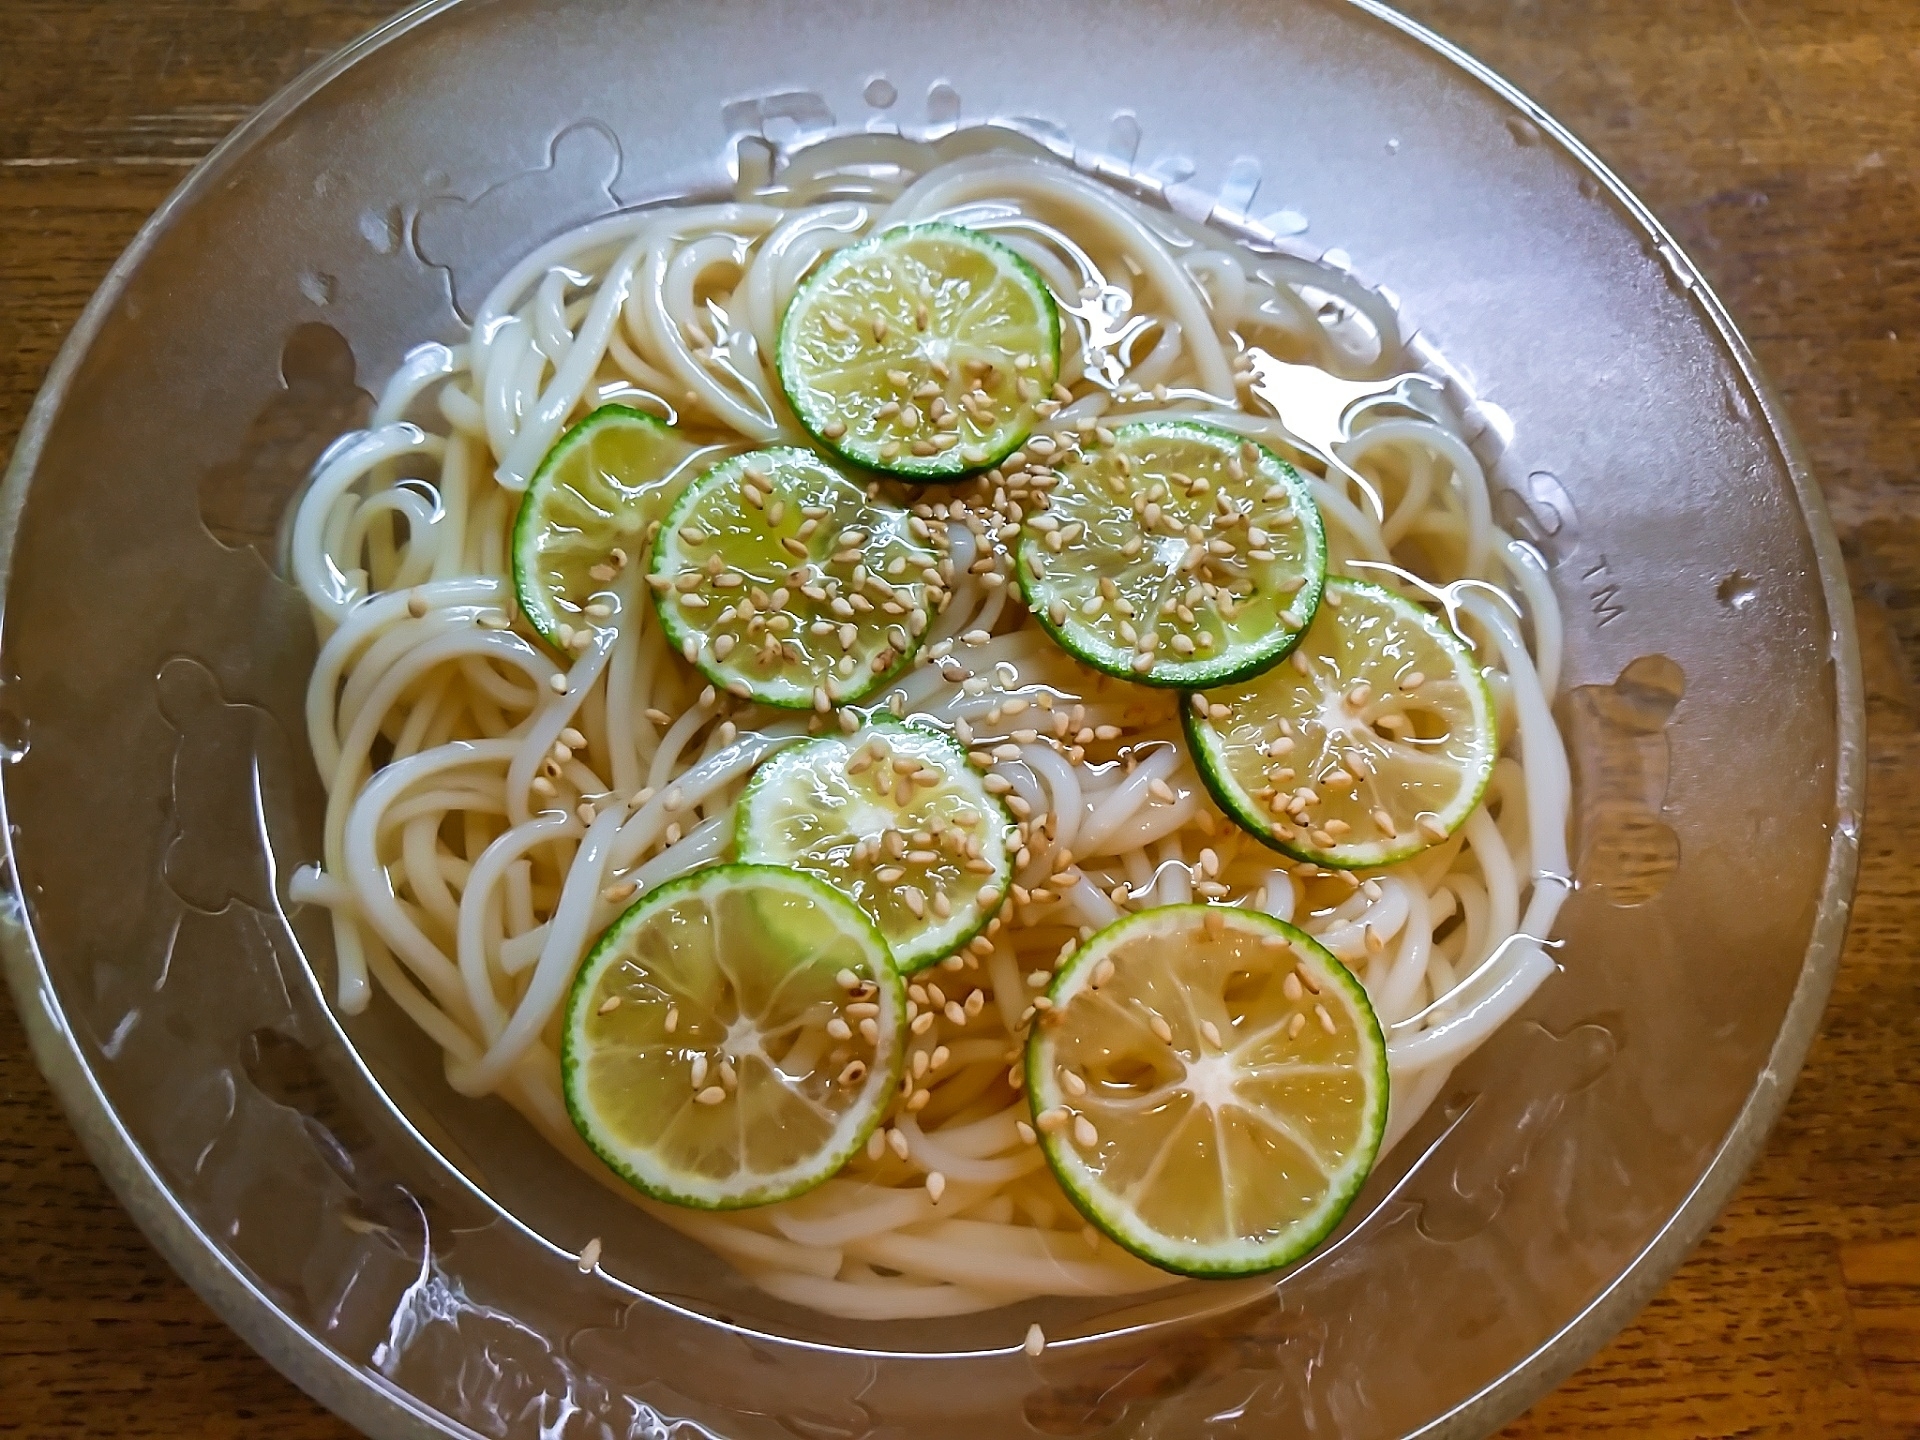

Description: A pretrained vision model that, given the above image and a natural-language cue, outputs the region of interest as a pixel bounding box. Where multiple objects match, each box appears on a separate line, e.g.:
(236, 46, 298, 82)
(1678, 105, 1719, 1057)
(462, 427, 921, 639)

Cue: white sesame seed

(576, 1236, 602, 1273)
(1024, 1323, 1047, 1356)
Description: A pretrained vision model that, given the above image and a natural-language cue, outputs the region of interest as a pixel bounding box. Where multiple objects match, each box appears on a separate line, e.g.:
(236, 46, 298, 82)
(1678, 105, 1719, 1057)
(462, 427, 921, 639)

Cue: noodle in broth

(289, 135, 1570, 1320)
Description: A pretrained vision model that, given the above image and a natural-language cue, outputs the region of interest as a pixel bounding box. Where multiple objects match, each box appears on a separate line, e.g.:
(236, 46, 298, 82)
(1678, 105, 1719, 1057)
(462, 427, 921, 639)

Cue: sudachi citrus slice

(777, 223, 1060, 479)
(647, 447, 935, 709)
(1018, 421, 1326, 688)
(512, 405, 700, 652)
(562, 864, 907, 1209)
(1185, 576, 1497, 868)
(736, 721, 1013, 972)
(1025, 904, 1387, 1276)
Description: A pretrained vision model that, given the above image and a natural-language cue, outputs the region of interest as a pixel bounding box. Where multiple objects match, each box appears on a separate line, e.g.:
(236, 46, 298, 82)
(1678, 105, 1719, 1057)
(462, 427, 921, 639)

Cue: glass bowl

(0, 0, 1860, 1435)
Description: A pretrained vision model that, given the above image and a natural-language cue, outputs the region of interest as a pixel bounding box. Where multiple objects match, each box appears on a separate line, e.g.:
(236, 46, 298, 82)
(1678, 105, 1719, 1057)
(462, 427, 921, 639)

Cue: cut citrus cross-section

(562, 864, 907, 1209)
(1185, 576, 1497, 868)
(512, 405, 701, 654)
(647, 447, 935, 709)
(1018, 421, 1326, 688)
(1026, 904, 1387, 1276)
(736, 721, 1013, 972)
(777, 223, 1060, 479)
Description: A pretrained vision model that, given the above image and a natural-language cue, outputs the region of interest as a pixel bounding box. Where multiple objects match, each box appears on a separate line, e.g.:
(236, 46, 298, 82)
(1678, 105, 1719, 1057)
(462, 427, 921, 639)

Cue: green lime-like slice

(1184, 576, 1497, 868)
(736, 721, 1013, 972)
(1025, 904, 1387, 1277)
(647, 447, 935, 709)
(1017, 421, 1326, 689)
(512, 405, 701, 652)
(776, 222, 1060, 479)
(561, 864, 907, 1210)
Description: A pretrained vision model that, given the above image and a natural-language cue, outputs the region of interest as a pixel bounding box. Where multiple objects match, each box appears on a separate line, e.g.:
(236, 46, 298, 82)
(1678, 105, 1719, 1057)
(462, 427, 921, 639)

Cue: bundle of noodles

(289, 135, 1569, 1319)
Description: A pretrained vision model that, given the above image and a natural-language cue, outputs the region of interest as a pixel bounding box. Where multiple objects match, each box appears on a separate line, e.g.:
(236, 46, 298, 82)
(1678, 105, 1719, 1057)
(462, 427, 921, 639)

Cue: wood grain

(2, 0, 1917, 1435)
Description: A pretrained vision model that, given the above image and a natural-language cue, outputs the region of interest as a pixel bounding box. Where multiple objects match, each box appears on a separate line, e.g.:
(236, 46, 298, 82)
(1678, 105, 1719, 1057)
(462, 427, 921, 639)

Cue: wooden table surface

(2, 1, 1916, 1435)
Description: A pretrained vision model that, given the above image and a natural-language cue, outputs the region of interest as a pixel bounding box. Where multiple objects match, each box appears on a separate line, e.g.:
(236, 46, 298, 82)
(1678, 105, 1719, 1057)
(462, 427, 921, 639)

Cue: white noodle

(290, 138, 1572, 1321)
